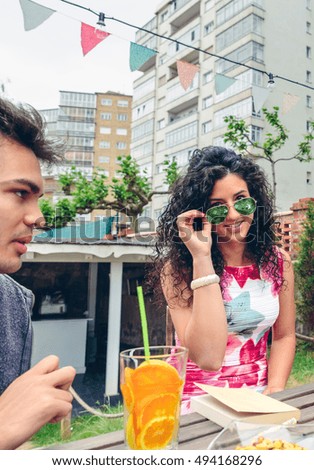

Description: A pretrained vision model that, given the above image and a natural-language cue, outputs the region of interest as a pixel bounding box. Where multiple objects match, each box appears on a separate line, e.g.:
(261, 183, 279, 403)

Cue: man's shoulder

(0, 274, 34, 301)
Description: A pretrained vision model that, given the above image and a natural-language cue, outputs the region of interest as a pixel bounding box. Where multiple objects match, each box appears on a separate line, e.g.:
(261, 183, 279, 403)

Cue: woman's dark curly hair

(146, 146, 282, 307)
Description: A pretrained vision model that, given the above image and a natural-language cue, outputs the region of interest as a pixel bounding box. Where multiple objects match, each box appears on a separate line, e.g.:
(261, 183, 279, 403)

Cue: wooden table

(46, 382, 314, 450)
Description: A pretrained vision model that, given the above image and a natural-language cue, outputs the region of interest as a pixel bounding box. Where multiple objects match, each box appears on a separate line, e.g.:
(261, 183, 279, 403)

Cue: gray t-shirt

(0, 274, 33, 394)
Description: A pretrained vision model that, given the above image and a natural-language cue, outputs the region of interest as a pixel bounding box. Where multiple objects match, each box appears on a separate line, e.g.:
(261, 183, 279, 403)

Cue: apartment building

(40, 90, 132, 200)
(94, 91, 132, 183)
(131, 0, 314, 222)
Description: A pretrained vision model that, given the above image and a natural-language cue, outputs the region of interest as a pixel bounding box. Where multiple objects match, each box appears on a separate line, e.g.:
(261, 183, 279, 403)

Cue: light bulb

(267, 73, 275, 89)
(94, 12, 106, 39)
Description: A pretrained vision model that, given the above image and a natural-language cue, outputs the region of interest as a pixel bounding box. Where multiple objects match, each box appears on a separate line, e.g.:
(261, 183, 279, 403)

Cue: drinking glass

(120, 346, 188, 450)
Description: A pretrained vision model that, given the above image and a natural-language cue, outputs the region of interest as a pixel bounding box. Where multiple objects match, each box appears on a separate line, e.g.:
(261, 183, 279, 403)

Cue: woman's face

(208, 173, 255, 244)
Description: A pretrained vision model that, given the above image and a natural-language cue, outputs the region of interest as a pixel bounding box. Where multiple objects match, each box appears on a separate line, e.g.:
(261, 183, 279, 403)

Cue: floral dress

(178, 257, 284, 414)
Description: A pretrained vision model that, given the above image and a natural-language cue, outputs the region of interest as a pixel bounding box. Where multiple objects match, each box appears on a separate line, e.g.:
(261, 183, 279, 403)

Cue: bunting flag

(19, 0, 56, 31)
(215, 73, 236, 95)
(176, 60, 199, 91)
(81, 23, 110, 56)
(282, 93, 300, 114)
(129, 42, 157, 72)
(252, 86, 270, 113)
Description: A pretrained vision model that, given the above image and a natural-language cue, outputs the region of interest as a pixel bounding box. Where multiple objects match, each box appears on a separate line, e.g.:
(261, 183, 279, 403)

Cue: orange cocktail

(120, 346, 188, 450)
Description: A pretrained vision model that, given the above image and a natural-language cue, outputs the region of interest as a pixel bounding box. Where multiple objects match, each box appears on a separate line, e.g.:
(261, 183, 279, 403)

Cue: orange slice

(126, 413, 137, 450)
(132, 360, 183, 395)
(139, 392, 179, 426)
(137, 416, 176, 450)
(120, 382, 134, 413)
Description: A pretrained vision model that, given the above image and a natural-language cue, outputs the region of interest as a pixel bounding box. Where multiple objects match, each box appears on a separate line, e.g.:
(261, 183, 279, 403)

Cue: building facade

(131, 0, 314, 222)
(40, 90, 132, 200)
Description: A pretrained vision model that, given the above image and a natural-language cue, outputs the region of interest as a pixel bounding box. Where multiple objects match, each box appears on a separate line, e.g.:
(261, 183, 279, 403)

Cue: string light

(267, 72, 275, 89)
(58, 0, 314, 91)
(94, 12, 106, 38)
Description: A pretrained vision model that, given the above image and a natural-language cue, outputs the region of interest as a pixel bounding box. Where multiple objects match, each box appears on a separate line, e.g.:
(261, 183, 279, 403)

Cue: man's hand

(0, 355, 76, 449)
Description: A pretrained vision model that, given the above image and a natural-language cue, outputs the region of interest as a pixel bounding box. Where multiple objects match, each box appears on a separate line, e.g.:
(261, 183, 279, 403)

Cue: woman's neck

(219, 243, 253, 267)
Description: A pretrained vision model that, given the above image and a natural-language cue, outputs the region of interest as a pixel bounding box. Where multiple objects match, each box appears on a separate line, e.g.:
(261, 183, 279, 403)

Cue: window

(306, 0, 312, 10)
(116, 142, 127, 149)
(202, 121, 212, 134)
(117, 100, 129, 107)
(306, 171, 312, 184)
(158, 75, 167, 86)
(159, 54, 167, 65)
(205, 0, 214, 12)
(306, 95, 312, 108)
(160, 10, 168, 23)
(306, 120, 313, 131)
(158, 119, 165, 129)
(117, 114, 128, 121)
(251, 125, 263, 143)
(101, 113, 111, 120)
(217, 42, 264, 74)
(132, 119, 154, 141)
(204, 21, 214, 36)
(306, 46, 312, 59)
(99, 141, 110, 149)
(202, 95, 213, 109)
(165, 122, 197, 148)
(98, 156, 110, 163)
(101, 98, 112, 106)
(116, 128, 127, 135)
(100, 127, 111, 134)
(216, 15, 263, 53)
(203, 70, 213, 84)
(306, 70, 312, 83)
(306, 21, 311, 34)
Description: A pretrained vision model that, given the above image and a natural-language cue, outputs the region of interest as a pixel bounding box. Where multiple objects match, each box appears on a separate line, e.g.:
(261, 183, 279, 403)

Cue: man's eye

(15, 190, 28, 198)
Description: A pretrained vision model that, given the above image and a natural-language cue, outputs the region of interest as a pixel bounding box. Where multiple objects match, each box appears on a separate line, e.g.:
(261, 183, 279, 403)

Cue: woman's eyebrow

(209, 190, 247, 201)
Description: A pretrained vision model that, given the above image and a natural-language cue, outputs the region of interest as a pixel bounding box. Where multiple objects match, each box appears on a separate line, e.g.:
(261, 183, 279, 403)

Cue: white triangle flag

(252, 86, 270, 113)
(19, 0, 56, 31)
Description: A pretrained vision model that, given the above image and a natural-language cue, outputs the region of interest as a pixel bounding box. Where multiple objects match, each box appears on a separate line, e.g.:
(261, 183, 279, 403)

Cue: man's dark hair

(0, 97, 64, 164)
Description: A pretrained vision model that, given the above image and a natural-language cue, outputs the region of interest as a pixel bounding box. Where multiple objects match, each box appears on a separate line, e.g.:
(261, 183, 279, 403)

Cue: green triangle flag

(215, 73, 236, 95)
(19, 0, 56, 31)
(129, 42, 157, 72)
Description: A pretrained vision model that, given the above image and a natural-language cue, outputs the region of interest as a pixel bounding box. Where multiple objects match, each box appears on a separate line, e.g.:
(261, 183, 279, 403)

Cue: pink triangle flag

(177, 60, 199, 91)
(81, 23, 110, 56)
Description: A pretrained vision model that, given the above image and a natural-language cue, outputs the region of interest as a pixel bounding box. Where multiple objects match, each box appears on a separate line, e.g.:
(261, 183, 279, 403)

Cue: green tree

(39, 198, 77, 229)
(43, 155, 179, 230)
(294, 202, 314, 337)
(223, 106, 314, 208)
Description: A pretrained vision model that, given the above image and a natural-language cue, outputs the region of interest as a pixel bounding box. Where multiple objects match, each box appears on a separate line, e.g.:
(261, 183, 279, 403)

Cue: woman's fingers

(177, 211, 211, 239)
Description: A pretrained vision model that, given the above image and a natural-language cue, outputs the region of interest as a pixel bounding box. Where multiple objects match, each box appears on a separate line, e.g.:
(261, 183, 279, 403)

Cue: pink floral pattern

(179, 257, 283, 414)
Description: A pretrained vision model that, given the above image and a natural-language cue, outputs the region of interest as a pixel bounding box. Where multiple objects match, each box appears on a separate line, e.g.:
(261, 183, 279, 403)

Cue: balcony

(169, 0, 201, 31)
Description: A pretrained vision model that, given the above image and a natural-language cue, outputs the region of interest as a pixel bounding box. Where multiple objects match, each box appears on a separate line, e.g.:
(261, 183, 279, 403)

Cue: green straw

(136, 286, 150, 358)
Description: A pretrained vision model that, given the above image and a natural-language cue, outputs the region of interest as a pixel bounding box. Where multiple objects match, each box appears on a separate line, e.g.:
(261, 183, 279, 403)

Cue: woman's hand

(176, 210, 212, 259)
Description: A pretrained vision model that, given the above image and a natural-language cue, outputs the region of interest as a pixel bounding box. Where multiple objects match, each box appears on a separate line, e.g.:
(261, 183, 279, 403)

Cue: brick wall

(275, 198, 314, 259)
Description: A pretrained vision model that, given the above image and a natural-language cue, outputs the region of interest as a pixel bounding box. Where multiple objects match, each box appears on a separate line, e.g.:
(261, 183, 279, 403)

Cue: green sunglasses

(206, 197, 257, 224)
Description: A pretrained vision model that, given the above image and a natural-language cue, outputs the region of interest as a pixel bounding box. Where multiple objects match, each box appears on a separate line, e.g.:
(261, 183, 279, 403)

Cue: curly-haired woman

(148, 146, 296, 414)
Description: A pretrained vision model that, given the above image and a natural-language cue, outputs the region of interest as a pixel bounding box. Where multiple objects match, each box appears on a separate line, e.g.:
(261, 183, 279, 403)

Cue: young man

(0, 96, 76, 449)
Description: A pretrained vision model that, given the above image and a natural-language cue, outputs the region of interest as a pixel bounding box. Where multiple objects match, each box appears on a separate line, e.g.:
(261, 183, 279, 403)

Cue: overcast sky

(0, 0, 161, 109)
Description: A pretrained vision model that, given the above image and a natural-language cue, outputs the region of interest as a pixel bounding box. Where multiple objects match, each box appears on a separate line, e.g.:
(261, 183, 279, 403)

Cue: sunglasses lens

(234, 197, 256, 215)
(206, 205, 229, 224)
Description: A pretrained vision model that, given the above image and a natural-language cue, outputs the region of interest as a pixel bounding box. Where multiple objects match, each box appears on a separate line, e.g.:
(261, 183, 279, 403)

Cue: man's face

(0, 137, 44, 274)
